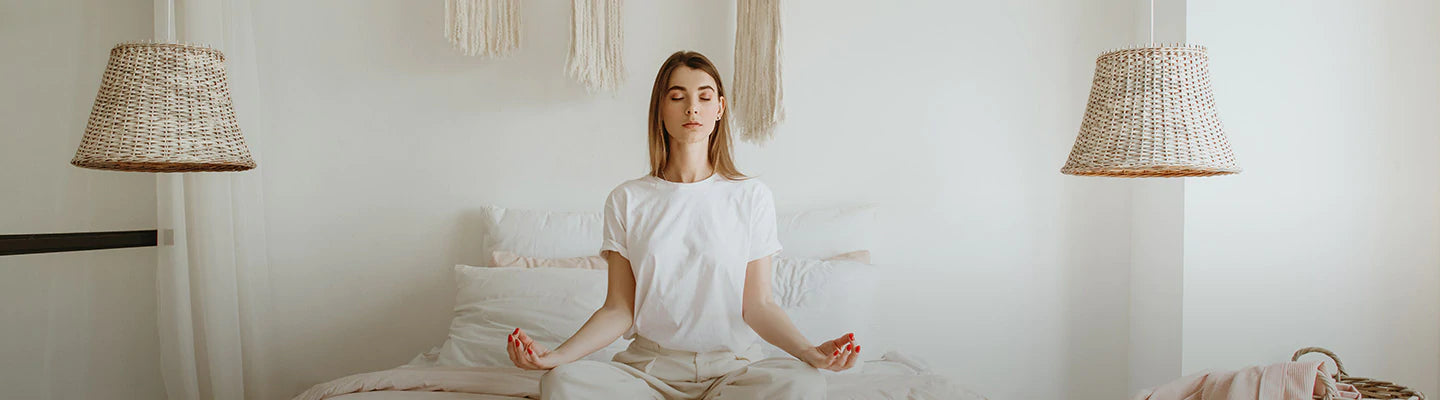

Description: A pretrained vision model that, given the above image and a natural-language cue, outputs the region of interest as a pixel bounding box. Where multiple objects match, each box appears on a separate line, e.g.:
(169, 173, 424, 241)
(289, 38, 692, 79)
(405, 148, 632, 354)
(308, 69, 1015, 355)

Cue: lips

(683, 122, 702, 128)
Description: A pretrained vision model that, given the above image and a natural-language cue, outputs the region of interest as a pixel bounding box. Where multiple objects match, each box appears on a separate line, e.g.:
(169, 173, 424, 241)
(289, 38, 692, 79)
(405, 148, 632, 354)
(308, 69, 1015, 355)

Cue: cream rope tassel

(568, 0, 624, 92)
(734, 0, 784, 144)
(445, 0, 520, 58)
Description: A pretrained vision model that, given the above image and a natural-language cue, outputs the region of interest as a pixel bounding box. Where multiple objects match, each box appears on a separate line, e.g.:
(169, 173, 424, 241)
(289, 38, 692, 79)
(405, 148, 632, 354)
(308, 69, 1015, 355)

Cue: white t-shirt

(599, 172, 783, 353)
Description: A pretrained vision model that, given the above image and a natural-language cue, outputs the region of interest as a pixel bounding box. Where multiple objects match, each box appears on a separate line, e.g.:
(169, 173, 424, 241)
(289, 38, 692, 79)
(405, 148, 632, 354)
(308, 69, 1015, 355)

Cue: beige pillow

(491, 250, 608, 270)
(822, 250, 871, 264)
(490, 249, 871, 269)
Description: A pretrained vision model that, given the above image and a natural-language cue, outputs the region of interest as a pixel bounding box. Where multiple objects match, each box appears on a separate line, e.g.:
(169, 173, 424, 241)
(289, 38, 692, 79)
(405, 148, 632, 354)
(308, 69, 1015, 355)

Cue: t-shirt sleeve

(600, 188, 628, 259)
(747, 182, 783, 262)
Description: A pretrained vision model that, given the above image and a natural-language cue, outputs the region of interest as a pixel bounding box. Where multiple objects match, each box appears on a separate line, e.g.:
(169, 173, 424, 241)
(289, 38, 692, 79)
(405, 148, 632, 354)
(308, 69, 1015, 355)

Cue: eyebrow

(666, 85, 716, 93)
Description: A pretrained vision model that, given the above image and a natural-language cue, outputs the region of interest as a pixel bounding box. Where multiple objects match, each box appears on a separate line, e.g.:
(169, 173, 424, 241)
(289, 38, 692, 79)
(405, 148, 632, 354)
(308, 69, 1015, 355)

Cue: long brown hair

(647, 51, 748, 180)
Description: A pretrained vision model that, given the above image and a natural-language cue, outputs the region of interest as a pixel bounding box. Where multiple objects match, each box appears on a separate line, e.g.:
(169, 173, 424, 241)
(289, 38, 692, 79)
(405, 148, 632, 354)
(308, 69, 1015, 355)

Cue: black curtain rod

(0, 230, 158, 256)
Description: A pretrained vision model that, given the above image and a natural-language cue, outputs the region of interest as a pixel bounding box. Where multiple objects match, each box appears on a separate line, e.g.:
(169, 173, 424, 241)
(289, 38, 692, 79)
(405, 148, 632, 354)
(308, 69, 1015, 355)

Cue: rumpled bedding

(294, 351, 987, 400)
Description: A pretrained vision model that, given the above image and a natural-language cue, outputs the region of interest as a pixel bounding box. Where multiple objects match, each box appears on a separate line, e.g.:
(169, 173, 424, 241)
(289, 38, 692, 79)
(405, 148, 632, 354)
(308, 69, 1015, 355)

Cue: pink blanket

(1134, 359, 1361, 400)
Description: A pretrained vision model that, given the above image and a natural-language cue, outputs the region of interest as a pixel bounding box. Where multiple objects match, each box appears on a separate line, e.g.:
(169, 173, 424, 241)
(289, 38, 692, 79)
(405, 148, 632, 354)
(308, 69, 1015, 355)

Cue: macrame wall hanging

(567, 0, 625, 92)
(733, 0, 784, 144)
(444, 0, 521, 58)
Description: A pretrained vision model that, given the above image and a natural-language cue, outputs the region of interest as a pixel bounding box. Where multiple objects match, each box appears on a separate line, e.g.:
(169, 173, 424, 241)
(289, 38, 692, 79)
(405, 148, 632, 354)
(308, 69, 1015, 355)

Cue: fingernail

(856, 346, 861, 353)
(833, 350, 840, 356)
(846, 343, 853, 351)
(513, 328, 520, 335)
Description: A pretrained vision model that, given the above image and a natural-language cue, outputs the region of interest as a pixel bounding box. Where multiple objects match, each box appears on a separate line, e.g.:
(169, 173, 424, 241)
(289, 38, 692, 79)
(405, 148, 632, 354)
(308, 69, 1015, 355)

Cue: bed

(292, 205, 988, 400)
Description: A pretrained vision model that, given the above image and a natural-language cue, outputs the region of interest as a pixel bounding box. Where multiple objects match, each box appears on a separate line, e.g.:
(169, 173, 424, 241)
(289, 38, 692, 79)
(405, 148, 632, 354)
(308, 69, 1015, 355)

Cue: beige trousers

(540, 336, 826, 400)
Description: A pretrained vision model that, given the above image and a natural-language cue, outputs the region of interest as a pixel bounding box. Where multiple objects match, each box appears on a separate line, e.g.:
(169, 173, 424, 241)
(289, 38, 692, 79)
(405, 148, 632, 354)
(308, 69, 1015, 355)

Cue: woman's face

(662, 66, 725, 145)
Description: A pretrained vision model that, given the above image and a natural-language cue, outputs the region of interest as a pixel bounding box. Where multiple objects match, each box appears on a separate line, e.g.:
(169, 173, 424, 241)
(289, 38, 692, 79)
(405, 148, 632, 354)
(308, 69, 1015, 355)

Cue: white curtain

(153, 0, 274, 399)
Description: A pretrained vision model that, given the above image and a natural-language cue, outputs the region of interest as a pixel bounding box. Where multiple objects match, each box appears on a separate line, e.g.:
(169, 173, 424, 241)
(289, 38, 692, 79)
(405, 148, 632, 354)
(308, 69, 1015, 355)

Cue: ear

(717, 96, 726, 120)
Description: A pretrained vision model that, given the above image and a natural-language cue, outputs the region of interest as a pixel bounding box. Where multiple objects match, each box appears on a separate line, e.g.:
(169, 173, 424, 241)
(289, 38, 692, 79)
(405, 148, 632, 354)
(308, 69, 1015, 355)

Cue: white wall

(1125, 0, 1187, 394)
(249, 1, 1136, 399)
(1183, 0, 1440, 396)
(0, 0, 164, 399)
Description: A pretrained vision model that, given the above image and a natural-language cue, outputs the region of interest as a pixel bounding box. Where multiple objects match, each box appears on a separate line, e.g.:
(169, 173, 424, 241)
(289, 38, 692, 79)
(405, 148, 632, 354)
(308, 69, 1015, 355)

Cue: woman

(505, 51, 859, 399)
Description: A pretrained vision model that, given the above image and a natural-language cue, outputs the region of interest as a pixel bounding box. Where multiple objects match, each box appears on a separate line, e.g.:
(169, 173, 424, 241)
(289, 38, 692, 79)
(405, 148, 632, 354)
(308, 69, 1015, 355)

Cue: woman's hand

(507, 328, 561, 370)
(799, 332, 860, 371)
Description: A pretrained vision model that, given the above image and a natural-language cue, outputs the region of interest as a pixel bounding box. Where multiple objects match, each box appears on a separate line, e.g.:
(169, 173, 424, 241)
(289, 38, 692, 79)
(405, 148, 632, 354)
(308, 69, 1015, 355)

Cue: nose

(686, 106, 699, 116)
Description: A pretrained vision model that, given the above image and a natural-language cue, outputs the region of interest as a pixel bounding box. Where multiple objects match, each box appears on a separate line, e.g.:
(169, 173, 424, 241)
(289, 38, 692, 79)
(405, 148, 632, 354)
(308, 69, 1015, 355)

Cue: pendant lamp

(1061, 2, 1239, 177)
(71, 42, 255, 172)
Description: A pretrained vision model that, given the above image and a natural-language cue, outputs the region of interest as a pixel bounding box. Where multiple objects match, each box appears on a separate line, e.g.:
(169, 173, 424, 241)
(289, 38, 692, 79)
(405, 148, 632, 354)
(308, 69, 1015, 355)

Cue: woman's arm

(741, 255, 859, 371)
(507, 250, 636, 370)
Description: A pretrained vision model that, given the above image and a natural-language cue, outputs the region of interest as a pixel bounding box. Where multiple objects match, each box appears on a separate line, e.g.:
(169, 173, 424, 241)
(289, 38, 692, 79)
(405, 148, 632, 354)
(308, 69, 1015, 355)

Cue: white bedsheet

(323, 373, 978, 400)
(304, 351, 986, 400)
(331, 393, 515, 400)
(317, 371, 982, 400)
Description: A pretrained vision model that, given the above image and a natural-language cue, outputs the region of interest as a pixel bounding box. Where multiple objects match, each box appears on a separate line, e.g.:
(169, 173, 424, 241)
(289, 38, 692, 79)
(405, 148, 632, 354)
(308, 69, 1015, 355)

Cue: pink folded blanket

(1134, 359, 1361, 400)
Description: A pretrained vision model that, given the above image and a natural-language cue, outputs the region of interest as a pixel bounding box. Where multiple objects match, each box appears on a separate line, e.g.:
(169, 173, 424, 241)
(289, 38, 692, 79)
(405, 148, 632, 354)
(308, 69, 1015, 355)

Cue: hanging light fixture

(71, 42, 255, 172)
(1060, 2, 1239, 177)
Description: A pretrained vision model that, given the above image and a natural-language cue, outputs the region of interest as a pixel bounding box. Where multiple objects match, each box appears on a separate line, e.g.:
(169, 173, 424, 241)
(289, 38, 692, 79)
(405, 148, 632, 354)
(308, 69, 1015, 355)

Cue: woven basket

(1295, 347, 1426, 400)
(1061, 44, 1239, 177)
(72, 42, 255, 172)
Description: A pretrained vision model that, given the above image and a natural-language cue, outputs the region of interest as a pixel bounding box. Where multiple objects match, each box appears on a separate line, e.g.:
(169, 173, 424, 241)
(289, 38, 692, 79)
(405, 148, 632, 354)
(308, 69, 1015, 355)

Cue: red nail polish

(833, 350, 840, 356)
(855, 346, 861, 353)
(513, 328, 520, 335)
(528, 348, 533, 355)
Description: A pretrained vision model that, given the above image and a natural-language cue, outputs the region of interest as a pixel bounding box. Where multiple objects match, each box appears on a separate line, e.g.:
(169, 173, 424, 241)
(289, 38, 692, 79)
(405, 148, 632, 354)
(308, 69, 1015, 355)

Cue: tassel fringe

(734, 0, 784, 144)
(568, 0, 624, 92)
(445, 0, 520, 58)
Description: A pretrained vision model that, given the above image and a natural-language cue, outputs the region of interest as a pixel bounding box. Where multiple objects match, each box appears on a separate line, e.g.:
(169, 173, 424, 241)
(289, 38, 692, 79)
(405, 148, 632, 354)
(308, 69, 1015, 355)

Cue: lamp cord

(165, 0, 176, 42)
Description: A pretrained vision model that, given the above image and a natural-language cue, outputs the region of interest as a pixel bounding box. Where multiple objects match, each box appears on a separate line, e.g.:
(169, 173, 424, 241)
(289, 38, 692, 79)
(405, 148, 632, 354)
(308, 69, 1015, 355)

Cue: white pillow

(775, 205, 878, 260)
(478, 205, 603, 260)
(434, 265, 629, 367)
(762, 257, 880, 372)
(476, 204, 878, 261)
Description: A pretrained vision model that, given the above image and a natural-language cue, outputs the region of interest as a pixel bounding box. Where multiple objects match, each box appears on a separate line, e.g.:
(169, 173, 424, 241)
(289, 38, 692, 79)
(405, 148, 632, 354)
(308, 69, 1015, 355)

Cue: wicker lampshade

(1061, 44, 1239, 177)
(71, 42, 255, 172)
